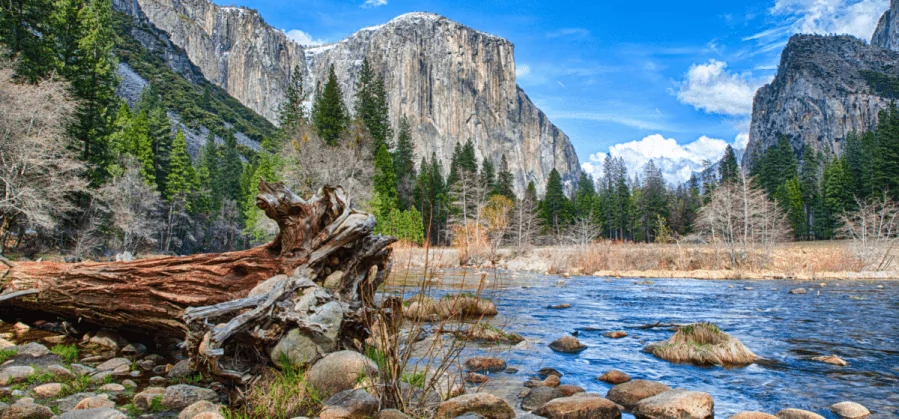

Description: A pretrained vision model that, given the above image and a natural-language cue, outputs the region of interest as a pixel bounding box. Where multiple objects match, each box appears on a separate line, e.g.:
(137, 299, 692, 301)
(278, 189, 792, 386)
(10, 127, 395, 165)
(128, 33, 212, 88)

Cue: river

(391, 271, 899, 417)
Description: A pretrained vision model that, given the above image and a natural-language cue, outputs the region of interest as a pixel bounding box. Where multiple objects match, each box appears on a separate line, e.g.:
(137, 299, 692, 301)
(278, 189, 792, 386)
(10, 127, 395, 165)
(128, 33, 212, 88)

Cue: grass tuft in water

(647, 322, 758, 366)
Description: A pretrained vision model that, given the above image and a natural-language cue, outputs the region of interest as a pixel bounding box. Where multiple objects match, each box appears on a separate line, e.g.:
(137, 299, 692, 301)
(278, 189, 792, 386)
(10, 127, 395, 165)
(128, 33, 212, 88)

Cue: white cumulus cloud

(581, 133, 747, 185)
(516, 64, 531, 79)
(362, 0, 387, 8)
(675, 60, 766, 116)
(285, 29, 326, 46)
(772, 0, 887, 39)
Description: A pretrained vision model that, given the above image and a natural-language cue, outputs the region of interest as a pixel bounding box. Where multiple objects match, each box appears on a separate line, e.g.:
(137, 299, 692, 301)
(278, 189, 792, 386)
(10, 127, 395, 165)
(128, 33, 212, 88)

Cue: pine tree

(392, 116, 416, 210)
(447, 142, 463, 186)
(130, 110, 156, 186)
(354, 59, 392, 151)
(107, 103, 132, 158)
(137, 85, 173, 193)
(218, 131, 244, 204)
(821, 157, 853, 238)
(0, 0, 56, 82)
(637, 160, 668, 242)
(199, 131, 221, 209)
(311, 65, 348, 146)
(459, 140, 478, 173)
(49, 0, 82, 76)
(718, 145, 739, 185)
(373, 143, 399, 218)
(279, 65, 306, 132)
(799, 147, 820, 239)
(845, 131, 875, 200)
(874, 104, 899, 198)
(480, 158, 496, 193)
(494, 155, 516, 200)
(540, 168, 572, 236)
(70, 0, 118, 182)
(165, 129, 197, 205)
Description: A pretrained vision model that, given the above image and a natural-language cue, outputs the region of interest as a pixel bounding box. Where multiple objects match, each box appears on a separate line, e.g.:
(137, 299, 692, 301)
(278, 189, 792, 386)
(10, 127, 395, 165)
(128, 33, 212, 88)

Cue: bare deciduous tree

(97, 159, 164, 254)
(839, 195, 899, 271)
(281, 122, 374, 205)
(0, 64, 87, 250)
(207, 199, 245, 253)
(565, 215, 603, 248)
(698, 170, 790, 268)
(509, 193, 541, 254)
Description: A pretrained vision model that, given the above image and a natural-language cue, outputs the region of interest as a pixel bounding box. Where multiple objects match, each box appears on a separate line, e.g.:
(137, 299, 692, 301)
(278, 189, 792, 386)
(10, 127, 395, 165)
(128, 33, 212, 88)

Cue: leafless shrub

(508, 193, 541, 255)
(0, 62, 87, 248)
(839, 195, 899, 271)
(564, 215, 602, 248)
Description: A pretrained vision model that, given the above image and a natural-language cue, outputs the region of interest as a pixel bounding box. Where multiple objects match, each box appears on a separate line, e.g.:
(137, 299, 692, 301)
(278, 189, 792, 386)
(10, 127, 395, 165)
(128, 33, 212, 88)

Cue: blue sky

(225, 0, 888, 184)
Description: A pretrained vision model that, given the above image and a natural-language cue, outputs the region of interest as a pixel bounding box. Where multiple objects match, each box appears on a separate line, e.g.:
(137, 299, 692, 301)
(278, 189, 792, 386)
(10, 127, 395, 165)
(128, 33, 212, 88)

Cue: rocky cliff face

(112, 0, 580, 195)
(745, 31, 899, 167)
(873, 0, 899, 51)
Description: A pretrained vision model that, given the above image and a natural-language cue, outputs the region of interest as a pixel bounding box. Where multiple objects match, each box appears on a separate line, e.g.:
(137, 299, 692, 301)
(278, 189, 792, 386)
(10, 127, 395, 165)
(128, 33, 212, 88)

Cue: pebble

(95, 358, 130, 372)
(73, 395, 115, 410)
(0, 365, 35, 386)
(13, 342, 50, 357)
(99, 383, 125, 392)
(46, 364, 75, 379)
(69, 364, 95, 375)
(149, 376, 167, 385)
(32, 383, 65, 398)
(122, 380, 138, 389)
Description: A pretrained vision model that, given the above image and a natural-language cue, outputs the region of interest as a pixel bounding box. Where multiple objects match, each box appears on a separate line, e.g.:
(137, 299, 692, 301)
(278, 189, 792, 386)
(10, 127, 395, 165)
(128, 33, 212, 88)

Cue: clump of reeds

(645, 322, 759, 366)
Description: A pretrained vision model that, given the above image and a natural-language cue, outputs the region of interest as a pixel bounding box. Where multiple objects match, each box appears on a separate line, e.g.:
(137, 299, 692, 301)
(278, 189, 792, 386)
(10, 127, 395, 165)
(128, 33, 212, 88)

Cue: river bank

(391, 241, 899, 281)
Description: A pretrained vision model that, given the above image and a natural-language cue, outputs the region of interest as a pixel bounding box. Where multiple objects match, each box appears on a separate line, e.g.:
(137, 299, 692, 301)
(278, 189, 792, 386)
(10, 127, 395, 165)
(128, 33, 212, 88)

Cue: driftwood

(0, 180, 395, 381)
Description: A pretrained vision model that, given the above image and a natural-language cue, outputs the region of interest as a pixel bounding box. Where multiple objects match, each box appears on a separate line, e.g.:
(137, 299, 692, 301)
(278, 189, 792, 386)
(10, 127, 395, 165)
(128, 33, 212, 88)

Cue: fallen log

(0, 180, 395, 381)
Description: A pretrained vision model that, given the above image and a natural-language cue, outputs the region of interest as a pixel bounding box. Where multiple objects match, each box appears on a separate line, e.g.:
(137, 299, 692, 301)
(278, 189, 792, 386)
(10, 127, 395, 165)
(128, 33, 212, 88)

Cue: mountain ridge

(112, 0, 581, 196)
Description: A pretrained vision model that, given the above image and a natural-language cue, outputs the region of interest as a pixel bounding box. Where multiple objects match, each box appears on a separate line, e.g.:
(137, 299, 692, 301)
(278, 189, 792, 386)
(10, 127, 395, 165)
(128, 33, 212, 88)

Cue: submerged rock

(811, 355, 848, 366)
(537, 367, 563, 378)
(829, 402, 870, 419)
(632, 389, 713, 419)
(728, 413, 778, 419)
(435, 393, 515, 419)
(644, 323, 758, 366)
(604, 331, 628, 339)
(789, 288, 807, 295)
(548, 336, 587, 354)
(556, 385, 585, 397)
(524, 375, 560, 388)
(606, 380, 672, 410)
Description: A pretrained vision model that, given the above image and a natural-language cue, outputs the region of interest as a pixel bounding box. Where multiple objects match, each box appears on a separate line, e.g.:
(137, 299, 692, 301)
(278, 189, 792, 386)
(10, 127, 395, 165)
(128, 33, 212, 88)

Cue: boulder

(46, 364, 74, 379)
(121, 343, 147, 356)
(435, 393, 515, 419)
(132, 387, 165, 410)
(95, 358, 130, 372)
(54, 392, 98, 412)
(69, 364, 95, 375)
(598, 370, 631, 385)
(465, 372, 488, 384)
(548, 336, 587, 353)
(88, 330, 126, 350)
(324, 270, 344, 290)
(192, 413, 225, 419)
(32, 383, 64, 398)
(99, 383, 125, 392)
(729, 413, 777, 419)
(606, 380, 672, 410)
(604, 331, 628, 339)
(319, 389, 379, 419)
(644, 323, 758, 366)
(73, 396, 114, 410)
(12, 342, 49, 357)
(0, 366, 34, 386)
(632, 389, 713, 419)
(521, 387, 564, 411)
(775, 409, 826, 419)
(537, 367, 563, 378)
(789, 288, 807, 295)
(167, 359, 194, 379)
(532, 394, 621, 419)
(161, 385, 218, 410)
(178, 400, 222, 419)
(0, 401, 53, 419)
(463, 357, 507, 373)
(556, 385, 585, 397)
(829, 402, 870, 419)
(56, 408, 127, 419)
(307, 351, 379, 399)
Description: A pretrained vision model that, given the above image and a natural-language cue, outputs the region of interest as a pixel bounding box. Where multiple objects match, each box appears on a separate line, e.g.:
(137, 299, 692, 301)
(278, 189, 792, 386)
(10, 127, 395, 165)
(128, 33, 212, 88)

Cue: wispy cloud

(546, 28, 591, 39)
(361, 0, 387, 8)
(551, 111, 673, 131)
(772, 0, 886, 39)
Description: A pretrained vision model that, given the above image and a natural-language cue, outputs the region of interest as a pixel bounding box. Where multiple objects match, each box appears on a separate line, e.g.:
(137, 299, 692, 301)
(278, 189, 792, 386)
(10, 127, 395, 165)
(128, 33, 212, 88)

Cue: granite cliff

(112, 0, 580, 195)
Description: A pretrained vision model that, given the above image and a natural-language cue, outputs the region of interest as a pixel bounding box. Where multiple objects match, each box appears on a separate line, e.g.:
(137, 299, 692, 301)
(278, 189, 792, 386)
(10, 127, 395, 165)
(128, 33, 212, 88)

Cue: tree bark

(0, 180, 395, 380)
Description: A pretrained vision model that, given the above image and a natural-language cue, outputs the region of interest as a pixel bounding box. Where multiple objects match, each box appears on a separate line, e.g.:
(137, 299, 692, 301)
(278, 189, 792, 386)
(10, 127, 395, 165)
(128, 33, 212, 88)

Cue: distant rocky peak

(873, 0, 899, 50)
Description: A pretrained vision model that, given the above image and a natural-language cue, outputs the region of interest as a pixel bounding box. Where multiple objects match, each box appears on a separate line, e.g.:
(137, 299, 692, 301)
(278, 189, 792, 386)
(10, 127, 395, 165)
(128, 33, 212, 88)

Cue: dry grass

(645, 322, 759, 366)
(236, 359, 322, 419)
(392, 240, 896, 280)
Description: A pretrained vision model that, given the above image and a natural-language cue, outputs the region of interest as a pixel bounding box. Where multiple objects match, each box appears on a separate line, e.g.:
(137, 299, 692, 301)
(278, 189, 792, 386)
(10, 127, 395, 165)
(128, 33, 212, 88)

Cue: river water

(392, 272, 899, 418)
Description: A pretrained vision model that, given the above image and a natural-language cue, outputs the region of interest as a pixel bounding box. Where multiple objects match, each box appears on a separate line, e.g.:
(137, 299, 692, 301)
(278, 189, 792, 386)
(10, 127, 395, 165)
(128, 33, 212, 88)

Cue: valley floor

(390, 241, 899, 281)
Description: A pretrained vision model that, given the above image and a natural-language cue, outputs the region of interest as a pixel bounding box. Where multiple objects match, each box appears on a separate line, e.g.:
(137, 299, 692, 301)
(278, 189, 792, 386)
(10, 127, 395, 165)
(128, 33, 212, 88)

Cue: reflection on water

(389, 271, 899, 417)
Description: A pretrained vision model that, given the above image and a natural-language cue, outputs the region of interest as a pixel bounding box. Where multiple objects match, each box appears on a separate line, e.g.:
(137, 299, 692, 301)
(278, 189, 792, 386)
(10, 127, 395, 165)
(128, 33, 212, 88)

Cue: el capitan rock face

(112, 0, 580, 195)
(873, 0, 899, 51)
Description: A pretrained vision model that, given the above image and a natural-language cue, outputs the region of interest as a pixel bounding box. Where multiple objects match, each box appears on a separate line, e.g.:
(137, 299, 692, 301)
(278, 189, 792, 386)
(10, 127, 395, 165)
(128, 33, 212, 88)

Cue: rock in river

(435, 393, 515, 419)
(521, 387, 564, 411)
(464, 357, 507, 373)
(829, 402, 870, 419)
(548, 336, 587, 353)
(729, 412, 778, 419)
(632, 389, 714, 419)
(532, 394, 622, 419)
(775, 408, 826, 419)
(598, 370, 631, 385)
(811, 355, 848, 366)
(606, 380, 672, 410)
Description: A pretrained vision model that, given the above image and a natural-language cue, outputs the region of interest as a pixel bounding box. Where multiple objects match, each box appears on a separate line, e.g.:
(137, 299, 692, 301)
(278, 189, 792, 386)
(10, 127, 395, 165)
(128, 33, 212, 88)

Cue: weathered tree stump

(0, 180, 394, 381)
